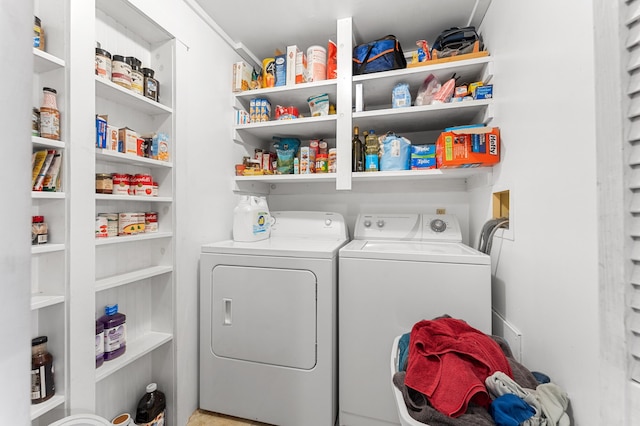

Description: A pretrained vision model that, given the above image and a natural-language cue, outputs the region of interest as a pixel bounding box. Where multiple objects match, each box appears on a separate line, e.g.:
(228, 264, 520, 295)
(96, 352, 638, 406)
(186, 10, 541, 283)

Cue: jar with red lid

(32, 216, 48, 245)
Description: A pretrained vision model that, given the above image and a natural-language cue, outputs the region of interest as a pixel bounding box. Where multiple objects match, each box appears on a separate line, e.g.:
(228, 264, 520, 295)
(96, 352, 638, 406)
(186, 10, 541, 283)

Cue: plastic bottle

(31, 336, 55, 404)
(40, 87, 60, 140)
(135, 383, 166, 426)
(232, 195, 253, 242)
(352, 126, 364, 172)
(253, 196, 272, 239)
(98, 304, 126, 361)
(95, 320, 104, 368)
(365, 129, 379, 172)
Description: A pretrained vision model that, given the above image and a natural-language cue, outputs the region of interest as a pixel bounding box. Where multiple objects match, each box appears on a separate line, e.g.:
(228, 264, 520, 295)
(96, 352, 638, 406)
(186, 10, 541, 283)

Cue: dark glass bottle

(135, 383, 167, 424)
(31, 336, 55, 404)
(352, 126, 364, 172)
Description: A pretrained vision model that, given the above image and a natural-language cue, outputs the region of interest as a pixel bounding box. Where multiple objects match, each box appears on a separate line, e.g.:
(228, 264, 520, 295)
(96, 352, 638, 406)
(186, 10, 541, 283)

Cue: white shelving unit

(31, 0, 68, 423)
(231, 20, 494, 191)
(91, 0, 176, 422)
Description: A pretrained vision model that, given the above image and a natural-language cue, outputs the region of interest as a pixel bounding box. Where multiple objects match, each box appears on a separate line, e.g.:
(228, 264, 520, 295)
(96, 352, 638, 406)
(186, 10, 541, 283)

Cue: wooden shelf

(96, 149, 173, 168)
(95, 232, 172, 246)
(31, 293, 65, 310)
(33, 48, 65, 74)
(95, 265, 173, 292)
(95, 76, 172, 115)
(30, 395, 65, 421)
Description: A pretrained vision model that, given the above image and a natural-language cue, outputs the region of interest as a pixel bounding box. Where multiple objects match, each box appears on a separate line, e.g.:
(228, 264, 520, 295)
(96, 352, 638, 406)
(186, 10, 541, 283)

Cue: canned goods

(152, 182, 158, 197)
(96, 216, 108, 238)
(145, 212, 158, 233)
(133, 174, 153, 196)
(98, 213, 118, 237)
(96, 173, 113, 194)
(118, 212, 145, 235)
(111, 173, 130, 195)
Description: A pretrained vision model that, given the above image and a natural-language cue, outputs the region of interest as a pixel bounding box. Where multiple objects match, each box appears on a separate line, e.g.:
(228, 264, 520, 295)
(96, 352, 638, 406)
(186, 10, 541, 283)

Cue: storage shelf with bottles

(30, 395, 65, 421)
(33, 48, 65, 74)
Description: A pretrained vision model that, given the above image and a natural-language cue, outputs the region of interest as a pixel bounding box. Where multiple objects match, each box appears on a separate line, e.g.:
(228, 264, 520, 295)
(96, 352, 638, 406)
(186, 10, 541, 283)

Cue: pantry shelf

(95, 149, 173, 168)
(32, 191, 65, 199)
(95, 332, 173, 382)
(95, 194, 172, 202)
(94, 232, 173, 246)
(235, 173, 337, 184)
(234, 79, 338, 110)
(353, 100, 492, 133)
(30, 394, 65, 421)
(33, 48, 65, 73)
(31, 293, 65, 310)
(351, 168, 493, 182)
(234, 115, 337, 142)
(95, 265, 173, 292)
(95, 76, 172, 116)
(33, 136, 65, 149)
(31, 244, 65, 255)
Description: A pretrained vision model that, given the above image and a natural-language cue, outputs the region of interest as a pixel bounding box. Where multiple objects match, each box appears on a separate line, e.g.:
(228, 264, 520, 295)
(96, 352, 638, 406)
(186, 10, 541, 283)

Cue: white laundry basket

(48, 413, 111, 425)
(390, 335, 428, 426)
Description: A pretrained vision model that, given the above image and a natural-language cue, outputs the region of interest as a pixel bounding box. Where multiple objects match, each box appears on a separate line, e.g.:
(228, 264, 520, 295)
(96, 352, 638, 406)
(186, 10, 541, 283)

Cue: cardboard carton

(436, 126, 500, 168)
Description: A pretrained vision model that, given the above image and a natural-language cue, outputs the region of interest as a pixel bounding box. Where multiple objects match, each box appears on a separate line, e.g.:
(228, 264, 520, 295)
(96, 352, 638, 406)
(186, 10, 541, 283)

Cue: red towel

(405, 317, 513, 418)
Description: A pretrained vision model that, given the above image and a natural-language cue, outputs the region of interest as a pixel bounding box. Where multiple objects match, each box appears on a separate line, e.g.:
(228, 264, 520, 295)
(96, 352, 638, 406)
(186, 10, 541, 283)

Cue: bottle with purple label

(98, 304, 126, 361)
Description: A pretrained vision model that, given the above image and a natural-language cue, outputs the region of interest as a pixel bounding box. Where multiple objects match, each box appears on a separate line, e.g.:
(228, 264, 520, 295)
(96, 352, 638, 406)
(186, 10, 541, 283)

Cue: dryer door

(211, 265, 317, 369)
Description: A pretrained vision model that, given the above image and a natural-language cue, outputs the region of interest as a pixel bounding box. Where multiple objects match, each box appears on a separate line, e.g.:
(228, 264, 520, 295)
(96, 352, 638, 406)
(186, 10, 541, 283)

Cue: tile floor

(186, 409, 273, 426)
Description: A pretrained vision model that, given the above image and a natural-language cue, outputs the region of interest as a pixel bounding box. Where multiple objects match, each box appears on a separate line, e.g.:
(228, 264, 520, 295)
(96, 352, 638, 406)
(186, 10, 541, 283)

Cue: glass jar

(40, 87, 60, 140)
(142, 67, 159, 102)
(33, 16, 44, 50)
(128, 57, 144, 96)
(32, 216, 48, 245)
(95, 47, 112, 80)
(96, 173, 113, 194)
(31, 336, 55, 404)
(112, 55, 132, 89)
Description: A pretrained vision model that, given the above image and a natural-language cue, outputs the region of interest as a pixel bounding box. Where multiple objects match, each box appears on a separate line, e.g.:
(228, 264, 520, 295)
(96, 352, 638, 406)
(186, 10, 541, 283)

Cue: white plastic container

(232, 196, 272, 242)
(391, 335, 427, 426)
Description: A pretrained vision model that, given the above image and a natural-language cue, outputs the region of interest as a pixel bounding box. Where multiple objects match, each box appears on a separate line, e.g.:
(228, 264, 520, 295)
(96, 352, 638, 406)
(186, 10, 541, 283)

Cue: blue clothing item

(489, 394, 536, 426)
(398, 333, 411, 372)
(531, 371, 551, 384)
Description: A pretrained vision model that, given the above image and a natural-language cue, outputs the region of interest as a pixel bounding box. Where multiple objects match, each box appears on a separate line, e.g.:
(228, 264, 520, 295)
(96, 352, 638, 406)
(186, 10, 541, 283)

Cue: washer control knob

(325, 219, 332, 226)
(430, 218, 447, 233)
(376, 219, 385, 228)
(363, 220, 372, 228)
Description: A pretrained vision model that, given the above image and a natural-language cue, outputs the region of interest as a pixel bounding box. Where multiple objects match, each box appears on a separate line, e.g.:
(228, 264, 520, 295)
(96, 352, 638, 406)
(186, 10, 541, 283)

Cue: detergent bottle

(233, 195, 271, 242)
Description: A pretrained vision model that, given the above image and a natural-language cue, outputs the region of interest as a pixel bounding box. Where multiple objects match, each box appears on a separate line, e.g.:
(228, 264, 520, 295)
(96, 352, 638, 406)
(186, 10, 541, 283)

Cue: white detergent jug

(232, 195, 271, 242)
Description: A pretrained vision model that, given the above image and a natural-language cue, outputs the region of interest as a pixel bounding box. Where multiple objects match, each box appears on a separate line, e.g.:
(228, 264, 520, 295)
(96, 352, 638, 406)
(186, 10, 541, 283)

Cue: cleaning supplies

(232, 195, 272, 242)
(134, 383, 166, 426)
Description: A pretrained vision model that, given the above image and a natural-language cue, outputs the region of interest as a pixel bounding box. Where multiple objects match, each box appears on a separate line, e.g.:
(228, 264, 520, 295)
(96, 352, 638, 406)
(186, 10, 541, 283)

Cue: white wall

(0, 0, 34, 424)
(481, 0, 599, 423)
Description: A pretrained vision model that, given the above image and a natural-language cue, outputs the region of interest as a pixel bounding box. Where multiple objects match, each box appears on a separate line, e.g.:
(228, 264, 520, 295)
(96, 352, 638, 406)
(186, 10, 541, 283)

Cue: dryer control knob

(430, 218, 447, 233)
(363, 220, 372, 228)
(376, 219, 385, 228)
(325, 219, 332, 226)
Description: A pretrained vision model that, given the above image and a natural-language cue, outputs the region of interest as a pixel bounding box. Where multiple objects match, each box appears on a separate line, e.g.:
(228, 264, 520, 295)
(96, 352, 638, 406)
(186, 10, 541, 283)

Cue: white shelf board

(351, 167, 493, 182)
(30, 394, 65, 421)
(234, 115, 337, 141)
(234, 79, 338, 110)
(95, 265, 173, 292)
(235, 173, 337, 184)
(95, 194, 172, 202)
(95, 232, 172, 246)
(95, 76, 172, 115)
(95, 149, 173, 168)
(33, 48, 65, 74)
(32, 191, 65, 199)
(96, 0, 173, 44)
(31, 244, 65, 255)
(353, 100, 492, 133)
(353, 56, 491, 107)
(31, 293, 65, 310)
(32, 136, 66, 149)
(95, 332, 173, 382)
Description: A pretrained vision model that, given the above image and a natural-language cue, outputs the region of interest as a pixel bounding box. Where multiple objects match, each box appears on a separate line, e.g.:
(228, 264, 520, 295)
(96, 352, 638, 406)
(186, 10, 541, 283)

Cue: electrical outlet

(436, 208, 446, 215)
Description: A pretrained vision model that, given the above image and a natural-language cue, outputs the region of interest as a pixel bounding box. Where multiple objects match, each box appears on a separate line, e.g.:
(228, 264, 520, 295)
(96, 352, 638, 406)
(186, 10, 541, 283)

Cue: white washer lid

(202, 237, 349, 258)
(48, 414, 111, 426)
(339, 240, 490, 264)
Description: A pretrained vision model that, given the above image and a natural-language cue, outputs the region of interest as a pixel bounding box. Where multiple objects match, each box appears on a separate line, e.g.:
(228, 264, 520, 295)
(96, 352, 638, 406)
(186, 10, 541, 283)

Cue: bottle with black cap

(31, 336, 55, 404)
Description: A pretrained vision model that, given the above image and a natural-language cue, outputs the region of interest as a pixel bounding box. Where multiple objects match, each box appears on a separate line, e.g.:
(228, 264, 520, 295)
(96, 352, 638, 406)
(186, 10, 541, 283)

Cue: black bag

(431, 26, 483, 56)
(353, 35, 407, 75)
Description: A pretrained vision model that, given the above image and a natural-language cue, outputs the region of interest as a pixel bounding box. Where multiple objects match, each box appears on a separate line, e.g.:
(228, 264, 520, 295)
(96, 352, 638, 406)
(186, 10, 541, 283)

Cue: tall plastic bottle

(98, 304, 126, 361)
(253, 196, 272, 239)
(232, 195, 253, 242)
(365, 129, 379, 172)
(135, 382, 166, 426)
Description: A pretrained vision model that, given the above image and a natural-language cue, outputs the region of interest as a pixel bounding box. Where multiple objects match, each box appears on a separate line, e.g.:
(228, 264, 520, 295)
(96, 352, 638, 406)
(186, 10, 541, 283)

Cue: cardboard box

(436, 126, 500, 169)
(107, 125, 118, 151)
(474, 85, 493, 100)
(118, 127, 138, 155)
(299, 146, 316, 174)
(411, 144, 436, 156)
(411, 157, 436, 170)
(232, 61, 253, 92)
(275, 54, 286, 87)
(286, 45, 300, 86)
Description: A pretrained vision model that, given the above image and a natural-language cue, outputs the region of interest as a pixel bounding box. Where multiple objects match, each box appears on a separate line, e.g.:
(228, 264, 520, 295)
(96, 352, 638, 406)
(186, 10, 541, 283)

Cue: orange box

(436, 126, 500, 168)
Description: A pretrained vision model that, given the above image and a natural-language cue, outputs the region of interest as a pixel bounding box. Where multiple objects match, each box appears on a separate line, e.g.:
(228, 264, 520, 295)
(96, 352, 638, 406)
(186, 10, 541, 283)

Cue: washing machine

(338, 213, 491, 426)
(200, 211, 349, 426)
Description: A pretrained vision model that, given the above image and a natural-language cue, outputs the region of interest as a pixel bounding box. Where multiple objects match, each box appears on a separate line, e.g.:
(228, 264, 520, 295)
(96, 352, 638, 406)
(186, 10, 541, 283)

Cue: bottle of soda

(352, 126, 364, 172)
(135, 382, 166, 425)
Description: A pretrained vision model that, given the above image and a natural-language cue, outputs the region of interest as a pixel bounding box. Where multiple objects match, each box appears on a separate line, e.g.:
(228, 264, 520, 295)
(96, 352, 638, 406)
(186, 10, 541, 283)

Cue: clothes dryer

(338, 213, 491, 426)
(200, 211, 348, 426)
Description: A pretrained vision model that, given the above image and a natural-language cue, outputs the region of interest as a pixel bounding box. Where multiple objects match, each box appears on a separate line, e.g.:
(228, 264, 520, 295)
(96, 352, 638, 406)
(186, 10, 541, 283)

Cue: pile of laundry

(393, 316, 571, 426)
